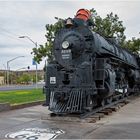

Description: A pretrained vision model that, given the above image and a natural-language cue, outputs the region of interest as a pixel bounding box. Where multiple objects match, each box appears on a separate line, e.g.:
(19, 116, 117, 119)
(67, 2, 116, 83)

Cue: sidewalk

(0, 96, 140, 139)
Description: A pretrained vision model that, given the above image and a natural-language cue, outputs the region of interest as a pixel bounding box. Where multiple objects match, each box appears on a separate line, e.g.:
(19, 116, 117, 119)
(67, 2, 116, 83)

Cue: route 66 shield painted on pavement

(5, 128, 65, 140)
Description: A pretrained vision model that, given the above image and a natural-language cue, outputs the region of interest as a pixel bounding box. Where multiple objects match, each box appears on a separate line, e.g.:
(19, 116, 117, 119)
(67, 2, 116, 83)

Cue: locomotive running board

(80, 96, 128, 119)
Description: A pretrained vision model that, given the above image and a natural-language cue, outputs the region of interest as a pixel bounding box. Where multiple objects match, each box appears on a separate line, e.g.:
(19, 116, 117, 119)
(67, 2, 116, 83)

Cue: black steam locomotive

(44, 9, 140, 115)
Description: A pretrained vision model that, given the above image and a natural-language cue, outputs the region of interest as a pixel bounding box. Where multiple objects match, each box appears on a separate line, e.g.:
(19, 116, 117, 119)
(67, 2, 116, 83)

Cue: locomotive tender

(44, 9, 140, 115)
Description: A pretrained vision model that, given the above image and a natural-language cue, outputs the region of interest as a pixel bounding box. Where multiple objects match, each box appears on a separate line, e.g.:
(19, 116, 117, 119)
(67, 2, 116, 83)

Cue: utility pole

(3, 64, 6, 85)
(19, 36, 38, 89)
(6, 56, 25, 85)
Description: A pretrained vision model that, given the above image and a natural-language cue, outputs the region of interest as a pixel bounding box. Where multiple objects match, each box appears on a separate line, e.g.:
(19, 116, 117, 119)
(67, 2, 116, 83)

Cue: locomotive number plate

(61, 49, 72, 59)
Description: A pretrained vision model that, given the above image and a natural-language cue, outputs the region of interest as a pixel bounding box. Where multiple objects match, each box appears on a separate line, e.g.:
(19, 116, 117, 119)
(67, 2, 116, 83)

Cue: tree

(32, 9, 136, 63)
(122, 37, 140, 54)
(90, 8, 126, 45)
(32, 18, 64, 63)
(9, 73, 17, 84)
(32, 74, 42, 83)
(17, 74, 31, 84)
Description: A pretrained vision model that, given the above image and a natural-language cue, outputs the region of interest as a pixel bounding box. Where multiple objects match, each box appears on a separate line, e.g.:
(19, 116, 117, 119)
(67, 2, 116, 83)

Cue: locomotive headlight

(62, 41, 69, 49)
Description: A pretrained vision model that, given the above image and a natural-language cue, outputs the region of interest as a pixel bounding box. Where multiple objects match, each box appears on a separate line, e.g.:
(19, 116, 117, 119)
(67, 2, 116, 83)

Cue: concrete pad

(0, 97, 140, 139)
(86, 97, 140, 139)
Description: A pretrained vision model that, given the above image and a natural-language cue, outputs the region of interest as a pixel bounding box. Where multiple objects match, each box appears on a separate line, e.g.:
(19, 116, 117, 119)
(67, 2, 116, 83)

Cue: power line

(0, 32, 29, 45)
(0, 26, 34, 45)
(0, 27, 20, 36)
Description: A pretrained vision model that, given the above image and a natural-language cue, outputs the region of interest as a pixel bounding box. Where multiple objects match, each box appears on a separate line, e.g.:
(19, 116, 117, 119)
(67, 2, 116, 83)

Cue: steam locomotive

(44, 9, 140, 115)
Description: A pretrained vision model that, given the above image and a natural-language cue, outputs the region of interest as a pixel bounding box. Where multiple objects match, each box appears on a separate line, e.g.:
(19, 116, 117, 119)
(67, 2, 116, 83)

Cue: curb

(0, 100, 45, 112)
(0, 103, 10, 112)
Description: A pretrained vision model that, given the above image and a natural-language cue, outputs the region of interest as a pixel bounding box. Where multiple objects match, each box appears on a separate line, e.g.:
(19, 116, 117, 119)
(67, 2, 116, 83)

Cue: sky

(0, 0, 140, 70)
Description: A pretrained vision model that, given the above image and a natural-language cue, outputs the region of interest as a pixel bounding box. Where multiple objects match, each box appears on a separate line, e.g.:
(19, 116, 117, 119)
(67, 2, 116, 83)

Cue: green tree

(9, 73, 18, 84)
(31, 9, 133, 63)
(122, 37, 140, 54)
(17, 74, 31, 84)
(32, 18, 64, 63)
(32, 74, 42, 83)
(90, 8, 126, 44)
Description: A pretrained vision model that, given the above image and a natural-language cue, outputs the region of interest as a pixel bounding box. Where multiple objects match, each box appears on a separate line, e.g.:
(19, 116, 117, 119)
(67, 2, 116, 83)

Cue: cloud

(0, 1, 140, 70)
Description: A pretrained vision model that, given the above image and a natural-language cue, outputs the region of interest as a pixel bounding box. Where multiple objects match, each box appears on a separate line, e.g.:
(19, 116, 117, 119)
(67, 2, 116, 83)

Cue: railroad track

(42, 93, 139, 123)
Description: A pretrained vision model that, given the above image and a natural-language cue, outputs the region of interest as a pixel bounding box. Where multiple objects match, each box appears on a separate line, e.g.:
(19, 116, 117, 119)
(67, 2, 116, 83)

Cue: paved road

(0, 84, 44, 91)
(0, 96, 140, 139)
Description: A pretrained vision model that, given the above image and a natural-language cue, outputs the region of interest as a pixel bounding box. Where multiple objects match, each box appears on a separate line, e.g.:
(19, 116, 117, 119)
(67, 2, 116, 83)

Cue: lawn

(0, 89, 45, 105)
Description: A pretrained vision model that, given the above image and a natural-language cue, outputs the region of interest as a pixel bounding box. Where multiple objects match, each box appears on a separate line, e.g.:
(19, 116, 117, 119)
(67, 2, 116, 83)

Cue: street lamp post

(19, 36, 38, 89)
(7, 56, 25, 86)
(16, 67, 27, 71)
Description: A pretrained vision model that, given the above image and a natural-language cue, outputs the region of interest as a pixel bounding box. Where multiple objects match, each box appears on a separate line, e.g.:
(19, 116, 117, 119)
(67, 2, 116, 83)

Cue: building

(0, 69, 45, 85)
(0, 76, 4, 85)
(16, 70, 45, 80)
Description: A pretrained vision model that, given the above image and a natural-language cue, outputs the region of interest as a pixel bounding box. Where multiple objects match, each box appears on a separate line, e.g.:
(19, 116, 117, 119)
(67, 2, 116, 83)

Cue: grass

(0, 89, 45, 105)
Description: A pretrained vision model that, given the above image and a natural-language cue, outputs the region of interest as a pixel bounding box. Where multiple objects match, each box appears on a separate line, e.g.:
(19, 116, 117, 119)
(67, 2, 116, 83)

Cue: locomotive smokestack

(75, 9, 91, 21)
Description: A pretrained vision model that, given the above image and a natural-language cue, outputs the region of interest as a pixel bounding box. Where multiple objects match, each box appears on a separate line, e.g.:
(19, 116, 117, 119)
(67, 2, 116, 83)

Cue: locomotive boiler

(44, 9, 140, 115)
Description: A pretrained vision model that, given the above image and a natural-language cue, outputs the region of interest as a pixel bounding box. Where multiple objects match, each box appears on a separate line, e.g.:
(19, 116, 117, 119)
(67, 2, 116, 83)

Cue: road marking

(5, 128, 65, 140)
